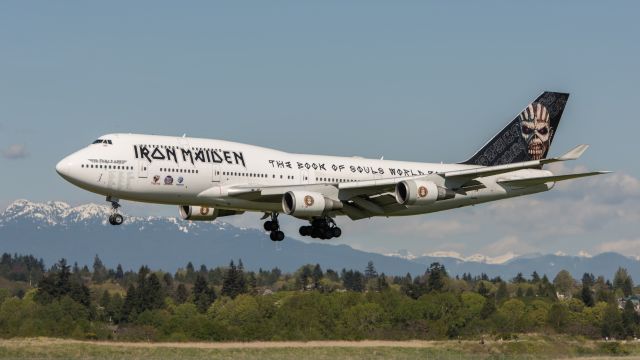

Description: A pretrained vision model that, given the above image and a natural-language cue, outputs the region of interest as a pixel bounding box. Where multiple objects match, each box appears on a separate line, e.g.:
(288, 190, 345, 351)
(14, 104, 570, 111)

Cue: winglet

(557, 144, 589, 161)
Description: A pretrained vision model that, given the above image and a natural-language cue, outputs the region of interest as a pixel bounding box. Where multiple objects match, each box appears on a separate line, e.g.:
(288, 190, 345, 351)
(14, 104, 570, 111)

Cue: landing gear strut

(263, 213, 284, 241)
(299, 217, 341, 240)
(107, 196, 124, 226)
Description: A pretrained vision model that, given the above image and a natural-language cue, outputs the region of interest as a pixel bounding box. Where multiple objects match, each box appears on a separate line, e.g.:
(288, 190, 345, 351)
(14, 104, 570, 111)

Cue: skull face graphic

(519, 102, 552, 160)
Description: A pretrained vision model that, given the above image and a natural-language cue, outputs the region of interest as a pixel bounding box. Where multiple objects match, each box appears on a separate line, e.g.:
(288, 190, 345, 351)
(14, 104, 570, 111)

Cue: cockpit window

(92, 139, 113, 145)
(92, 139, 103, 144)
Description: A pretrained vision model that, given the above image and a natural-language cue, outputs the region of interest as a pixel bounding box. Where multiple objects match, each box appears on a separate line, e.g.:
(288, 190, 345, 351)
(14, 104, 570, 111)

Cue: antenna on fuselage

(182, 134, 187, 138)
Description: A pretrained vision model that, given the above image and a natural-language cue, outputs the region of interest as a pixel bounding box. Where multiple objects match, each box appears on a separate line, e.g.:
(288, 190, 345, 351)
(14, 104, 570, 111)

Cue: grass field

(1, 336, 640, 359)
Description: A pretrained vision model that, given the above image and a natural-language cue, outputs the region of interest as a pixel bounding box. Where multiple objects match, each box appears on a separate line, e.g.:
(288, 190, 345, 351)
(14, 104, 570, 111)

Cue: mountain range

(1, 199, 638, 280)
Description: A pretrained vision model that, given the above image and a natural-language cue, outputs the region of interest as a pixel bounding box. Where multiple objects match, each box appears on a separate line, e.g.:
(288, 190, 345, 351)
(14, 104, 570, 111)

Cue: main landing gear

(107, 196, 124, 226)
(264, 213, 285, 241)
(299, 217, 342, 240)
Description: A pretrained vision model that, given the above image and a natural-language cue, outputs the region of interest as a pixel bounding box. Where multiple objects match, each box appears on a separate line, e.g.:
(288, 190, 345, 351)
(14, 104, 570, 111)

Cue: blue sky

(1, 1, 639, 258)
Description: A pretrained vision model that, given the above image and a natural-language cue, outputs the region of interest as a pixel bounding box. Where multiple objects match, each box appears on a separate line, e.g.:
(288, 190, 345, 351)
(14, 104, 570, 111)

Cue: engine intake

(282, 191, 343, 218)
(395, 180, 455, 206)
(178, 205, 244, 221)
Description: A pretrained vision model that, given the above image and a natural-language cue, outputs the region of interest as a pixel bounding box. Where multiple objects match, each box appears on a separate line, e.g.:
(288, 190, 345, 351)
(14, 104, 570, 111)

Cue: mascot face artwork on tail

(461, 92, 568, 166)
(519, 103, 553, 160)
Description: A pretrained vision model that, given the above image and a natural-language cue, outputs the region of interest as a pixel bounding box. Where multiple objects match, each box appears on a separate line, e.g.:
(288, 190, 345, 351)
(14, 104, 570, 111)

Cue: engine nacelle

(282, 191, 343, 218)
(395, 180, 455, 205)
(178, 205, 244, 221)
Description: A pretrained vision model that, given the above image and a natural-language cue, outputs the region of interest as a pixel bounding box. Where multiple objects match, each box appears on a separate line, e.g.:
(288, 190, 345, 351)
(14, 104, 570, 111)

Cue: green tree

(340, 302, 385, 339)
(512, 273, 526, 284)
(495, 282, 509, 303)
(193, 274, 216, 313)
(426, 262, 447, 292)
(581, 284, 595, 307)
(498, 299, 526, 333)
(531, 271, 540, 283)
(221, 260, 244, 298)
(91, 254, 107, 283)
(477, 281, 489, 297)
(614, 267, 634, 297)
(480, 297, 496, 319)
(525, 287, 535, 297)
(376, 273, 389, 292)
(364, 261, 378, 279)
(311, 264, 323, 290)
(547, 303, 569, 331)
(176, 283, 188, 304)
(35, 259, 90, 307)
(115, 264, 124, 281)
(553, 270, 574, 297)
(622, 300, 638, 338)
(601, 302, 624, 339)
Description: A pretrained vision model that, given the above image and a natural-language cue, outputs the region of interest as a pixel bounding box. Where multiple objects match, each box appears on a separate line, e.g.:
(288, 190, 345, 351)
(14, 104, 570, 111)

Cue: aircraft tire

(275, 231, 285, 241)
(264, 221, 273, 231)
(299, 226, 311, 236)
(112, 214, 124, 226)
(331, 227, 342, 238)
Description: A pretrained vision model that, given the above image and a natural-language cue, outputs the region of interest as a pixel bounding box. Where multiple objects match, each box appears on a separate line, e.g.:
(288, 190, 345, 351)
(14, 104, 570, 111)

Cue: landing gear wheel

(302, 217, 342, 240)
(106, 196, 124, 226)
(299, 226, 312, 236)
(112, 213, 124, 226)
(265, 213, 285, 241)
(270, 231, 285, 241)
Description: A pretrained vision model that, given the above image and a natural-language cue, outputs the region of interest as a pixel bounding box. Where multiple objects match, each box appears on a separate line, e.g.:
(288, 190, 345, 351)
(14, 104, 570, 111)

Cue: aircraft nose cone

(55, 157, 73, 178)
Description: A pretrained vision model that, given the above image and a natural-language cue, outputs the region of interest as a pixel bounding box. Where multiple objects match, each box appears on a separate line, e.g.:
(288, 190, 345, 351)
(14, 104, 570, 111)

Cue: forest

(0, 252, 638, 342)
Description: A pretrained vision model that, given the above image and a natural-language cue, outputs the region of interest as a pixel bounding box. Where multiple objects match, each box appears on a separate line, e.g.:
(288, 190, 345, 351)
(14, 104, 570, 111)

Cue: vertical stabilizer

(462, 92, 569, 166)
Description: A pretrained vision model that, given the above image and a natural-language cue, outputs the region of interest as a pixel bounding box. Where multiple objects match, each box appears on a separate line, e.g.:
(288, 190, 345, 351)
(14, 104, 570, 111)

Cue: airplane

(56, 92, 609, 241)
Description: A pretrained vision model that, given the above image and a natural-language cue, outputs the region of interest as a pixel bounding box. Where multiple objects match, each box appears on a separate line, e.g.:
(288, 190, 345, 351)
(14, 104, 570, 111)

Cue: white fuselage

(56, 133, 552, 218)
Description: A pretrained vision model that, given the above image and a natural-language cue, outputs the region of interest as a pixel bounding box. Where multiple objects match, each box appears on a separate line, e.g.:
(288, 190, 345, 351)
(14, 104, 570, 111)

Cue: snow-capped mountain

(1, 199, 640, 280)
(0, 199, 233, 234)
(386, 250, 518, 265)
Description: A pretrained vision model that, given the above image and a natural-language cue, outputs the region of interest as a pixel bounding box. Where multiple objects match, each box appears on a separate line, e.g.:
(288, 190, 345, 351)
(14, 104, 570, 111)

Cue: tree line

(0, 253, 638, 341)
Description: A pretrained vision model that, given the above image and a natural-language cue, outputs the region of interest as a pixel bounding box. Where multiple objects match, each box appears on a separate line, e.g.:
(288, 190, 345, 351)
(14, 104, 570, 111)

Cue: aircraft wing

(198, 144, 602, 219)
(337, 144, 592, 196)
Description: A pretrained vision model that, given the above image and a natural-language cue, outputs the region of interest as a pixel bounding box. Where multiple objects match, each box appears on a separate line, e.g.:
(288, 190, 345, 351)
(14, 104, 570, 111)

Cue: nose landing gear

(299, 217, 341, 240)
(107, 196, 124, 226)
(263, 213, 284, 241)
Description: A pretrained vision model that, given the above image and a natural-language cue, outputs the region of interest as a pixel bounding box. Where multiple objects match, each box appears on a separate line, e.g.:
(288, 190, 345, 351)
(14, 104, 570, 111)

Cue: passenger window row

(222, 172, 296, 180)
(316, 177, 356, 183)
(81, 164, 132, 170)
(160, 168, 198, 174)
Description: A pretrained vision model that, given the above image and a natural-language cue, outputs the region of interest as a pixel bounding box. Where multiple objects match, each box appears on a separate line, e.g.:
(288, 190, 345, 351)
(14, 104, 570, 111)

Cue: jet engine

(395, 180, 455, 206)
(178, 205, 244, 221)
(282, 191, 343, 218)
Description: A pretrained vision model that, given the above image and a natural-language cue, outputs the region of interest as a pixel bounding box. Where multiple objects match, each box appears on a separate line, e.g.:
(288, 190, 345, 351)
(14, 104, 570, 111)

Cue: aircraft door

(137, 161, 148, 178)
(212, 164, 221, 182)
(299, 169, 311, 184)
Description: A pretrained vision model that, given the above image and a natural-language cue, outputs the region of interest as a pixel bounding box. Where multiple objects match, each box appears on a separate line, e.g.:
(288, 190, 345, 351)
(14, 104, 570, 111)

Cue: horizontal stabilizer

(446, 144, 591, 180)
(556, 144, 589, 161)
(497, 171, 611, 187)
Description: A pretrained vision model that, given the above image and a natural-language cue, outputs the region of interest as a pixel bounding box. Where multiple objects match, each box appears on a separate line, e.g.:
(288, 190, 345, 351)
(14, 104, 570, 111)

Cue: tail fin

(462, 92, 569, 166)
